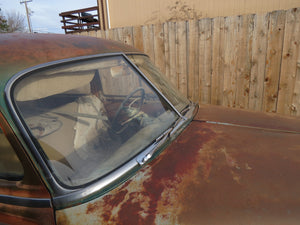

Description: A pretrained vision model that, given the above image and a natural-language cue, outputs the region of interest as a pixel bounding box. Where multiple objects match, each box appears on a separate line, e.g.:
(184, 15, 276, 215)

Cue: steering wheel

(112, 87, 145, 133)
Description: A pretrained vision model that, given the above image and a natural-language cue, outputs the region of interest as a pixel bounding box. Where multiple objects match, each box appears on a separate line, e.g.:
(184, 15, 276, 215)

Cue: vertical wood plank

(97, 29, 106, 38)
(113, 28, 121, 42)
(132, 26, 144, 51)
(142, 24, 155, 61)
(211, 17, 225, 105)
(249, 13, 269, 111)
(235, 14, 254, 109)
(163, 22, 171, 80)
(105, 28, 115, 40)
(153, 23, 166, 74)
(187, 20, 198, 101)
(118, 26, 134, 46)
(263, 10, 286, 113)
(294, 61, 300, 116)
(277, 8, 300, 116)
(167, 21, 177, 87)
(176, 21, 188, 96)
(198, 18, 213, 104)
(88, 30, 97, 37)
(222, 15, 238, 108)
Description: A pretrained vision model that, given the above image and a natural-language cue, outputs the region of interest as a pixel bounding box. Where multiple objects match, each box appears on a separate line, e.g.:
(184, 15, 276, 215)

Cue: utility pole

(20, 0, 32, 33)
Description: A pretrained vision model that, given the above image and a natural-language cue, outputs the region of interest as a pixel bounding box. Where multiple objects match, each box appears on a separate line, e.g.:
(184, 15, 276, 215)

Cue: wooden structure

(60, 6, 104, 34)
(79, 8, 300, 117)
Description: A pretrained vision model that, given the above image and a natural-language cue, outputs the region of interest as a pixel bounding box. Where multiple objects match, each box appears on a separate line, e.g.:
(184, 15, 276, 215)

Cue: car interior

(13, 55, 177, 186)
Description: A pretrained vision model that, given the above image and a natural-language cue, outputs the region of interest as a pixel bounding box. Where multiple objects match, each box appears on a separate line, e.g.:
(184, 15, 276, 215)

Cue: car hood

(56, 105, 300, 225)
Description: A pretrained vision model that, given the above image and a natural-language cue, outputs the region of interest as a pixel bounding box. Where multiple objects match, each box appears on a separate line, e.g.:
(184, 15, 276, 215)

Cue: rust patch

(104, 122, 217, 224)
(177, 122, 300, 225)
(56, 108, 300, 224)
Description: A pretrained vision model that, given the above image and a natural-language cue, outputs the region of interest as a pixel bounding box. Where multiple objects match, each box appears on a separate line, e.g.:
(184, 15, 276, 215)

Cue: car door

(0, 112, 55, 225)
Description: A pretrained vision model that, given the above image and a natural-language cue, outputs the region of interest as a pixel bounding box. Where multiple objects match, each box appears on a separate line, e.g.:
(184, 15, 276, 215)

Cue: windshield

(128, 55, 190, 112)
(12, 54, 189, 187)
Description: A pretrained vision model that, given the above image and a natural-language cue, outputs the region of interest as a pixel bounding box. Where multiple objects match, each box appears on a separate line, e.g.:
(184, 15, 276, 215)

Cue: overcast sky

(0, 0, 97, 33)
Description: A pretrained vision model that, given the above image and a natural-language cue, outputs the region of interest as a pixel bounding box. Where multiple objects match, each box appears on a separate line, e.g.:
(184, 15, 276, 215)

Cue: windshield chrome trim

(4, 52, 194, 209)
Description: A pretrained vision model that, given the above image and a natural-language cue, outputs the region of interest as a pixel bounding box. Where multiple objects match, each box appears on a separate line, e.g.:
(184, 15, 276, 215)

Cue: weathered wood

(142, 24, 155, 60)
(163, 22, 171, 80)
(75, 8, 300, 117)
(222, 15, 238, 108)
(198, 18, 212, 104)
(235, 14, 254, 109)
(187, 20, 198, 101)
(277, 8, 300, 116)
(211, 17, 225, 105)
(153, 23, 166, 75)
(294, 61, 300, 116)
(249, 13, 269, 111)
(132, 26, 144, 51)
(96, 29, 106, 38)
(166, 22, 177, 87)
(263, 10, 286, 113)
(118, 26, 134, 46)
(176, 21, 188, 95)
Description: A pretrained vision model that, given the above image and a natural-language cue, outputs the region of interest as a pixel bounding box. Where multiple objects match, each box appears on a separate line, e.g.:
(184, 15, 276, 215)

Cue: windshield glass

(128, 55, 190, 112)
(12, 55, 185, 187)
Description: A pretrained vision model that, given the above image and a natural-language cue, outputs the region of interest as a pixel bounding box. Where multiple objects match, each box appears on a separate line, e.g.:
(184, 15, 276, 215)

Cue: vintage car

(0, 33, 300, 225)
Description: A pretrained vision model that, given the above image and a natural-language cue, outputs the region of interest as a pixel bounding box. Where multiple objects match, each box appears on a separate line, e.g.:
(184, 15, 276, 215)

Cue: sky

(0, 0, 97, 33)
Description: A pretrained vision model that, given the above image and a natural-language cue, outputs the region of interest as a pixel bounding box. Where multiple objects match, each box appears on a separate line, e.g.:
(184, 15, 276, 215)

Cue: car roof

(0, 33, 142, 119)
(0, 33, 141, 83)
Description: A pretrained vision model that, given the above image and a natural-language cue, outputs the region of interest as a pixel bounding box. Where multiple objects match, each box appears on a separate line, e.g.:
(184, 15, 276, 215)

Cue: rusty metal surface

(196, 104, 300, 132)
(0, 33, 140, 83)
(56, 106, 300, 225)
(0, 204, 54, 225)
(0, 113, 55, 225)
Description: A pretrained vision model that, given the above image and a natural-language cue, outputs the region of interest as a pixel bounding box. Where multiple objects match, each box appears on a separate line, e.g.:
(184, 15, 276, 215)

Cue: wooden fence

(80, 8, 300, 117)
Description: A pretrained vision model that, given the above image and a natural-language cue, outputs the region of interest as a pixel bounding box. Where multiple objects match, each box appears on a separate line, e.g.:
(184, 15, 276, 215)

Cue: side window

(0, 126, 24, 180)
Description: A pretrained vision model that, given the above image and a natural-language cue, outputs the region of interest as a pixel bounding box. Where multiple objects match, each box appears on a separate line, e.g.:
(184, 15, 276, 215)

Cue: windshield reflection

(13, 55, 188, 186)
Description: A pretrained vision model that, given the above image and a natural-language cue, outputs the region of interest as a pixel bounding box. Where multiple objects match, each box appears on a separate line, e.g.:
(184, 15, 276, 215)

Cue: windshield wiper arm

(136, 117, 186, 165)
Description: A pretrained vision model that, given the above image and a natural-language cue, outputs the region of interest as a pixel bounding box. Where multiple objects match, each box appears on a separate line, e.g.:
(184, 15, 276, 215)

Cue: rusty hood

(57, 105, 300, 225)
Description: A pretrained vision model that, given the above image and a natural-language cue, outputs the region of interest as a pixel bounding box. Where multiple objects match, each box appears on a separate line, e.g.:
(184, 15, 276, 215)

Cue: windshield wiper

(136, 117, 186, 165)
(180, 104, 190, 116)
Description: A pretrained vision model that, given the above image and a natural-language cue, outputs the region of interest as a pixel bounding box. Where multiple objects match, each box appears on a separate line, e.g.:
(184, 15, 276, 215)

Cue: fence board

(153, 23, 166, 75)
(277, 8, 300, 116)
(142, 25, 155, 60)
(176, 21, 188, 95)
(211, 17, 225, 105)
(223, 16, 238, 108)
(166, 22, 177, 87)
(263, 10, 286, 113)
(198, 18, 212, 104)
(235, 14, 254, 109)
(78, 8, 300, 117)
(118, 27, 134, 46)
(132, 26, 144, 51)
(187, 20, 198, 101)
(294, 61, 300, 116)
(249, 13, 269, 111)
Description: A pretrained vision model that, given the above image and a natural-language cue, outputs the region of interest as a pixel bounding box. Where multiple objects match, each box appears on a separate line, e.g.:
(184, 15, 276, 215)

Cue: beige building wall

(107, 0, 300, 28)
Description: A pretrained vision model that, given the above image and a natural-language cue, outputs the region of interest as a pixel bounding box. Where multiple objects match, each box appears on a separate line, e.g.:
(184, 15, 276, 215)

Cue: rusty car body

(0, 33, 300, 225)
